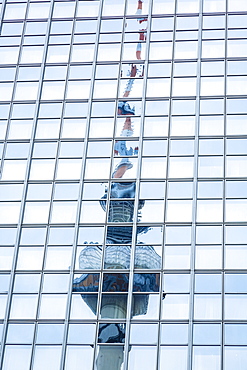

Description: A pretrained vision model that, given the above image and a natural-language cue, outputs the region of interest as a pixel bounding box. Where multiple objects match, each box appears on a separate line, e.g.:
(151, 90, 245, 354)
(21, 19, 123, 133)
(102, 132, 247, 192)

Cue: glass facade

(1, 0, 247, 369)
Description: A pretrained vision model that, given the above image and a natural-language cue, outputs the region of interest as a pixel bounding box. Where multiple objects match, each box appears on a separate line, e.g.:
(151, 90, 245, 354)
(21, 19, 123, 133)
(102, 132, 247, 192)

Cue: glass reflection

(73, 274, 100, 292)
(73, 2, 161, 369)
(100, 294, 128, 319)
(133, 273, 160, 292)
(102, 273, 129, 292)
(96, 345, 125, 370)
(104, 245, 130, 269)
(98, 323, 125, 343)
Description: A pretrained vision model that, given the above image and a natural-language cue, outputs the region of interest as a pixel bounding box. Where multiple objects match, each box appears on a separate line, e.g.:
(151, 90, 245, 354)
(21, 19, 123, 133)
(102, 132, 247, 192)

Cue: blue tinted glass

(133, 273, 160, 292)
(0, 274, 10, 293)
(7, 324, 35, 344)
(36, 324, 64, 344)
(68, 324, 96, 344)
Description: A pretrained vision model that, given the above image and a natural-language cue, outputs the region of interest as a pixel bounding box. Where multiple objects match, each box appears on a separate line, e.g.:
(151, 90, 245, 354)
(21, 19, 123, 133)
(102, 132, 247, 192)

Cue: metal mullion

(110, 0, 133, 187)
(151, 12, 171, 365)
(26, 3, 59, 370)
(0, 2, 28, 180)
(0, 1, 44, 367)
(57, 1, 106, 370)
(97, 0, 132, 367)
(187, 0, 203, 369)
(0, 0, 6, 23)
(163, 0, 177, 259)
(0, 0, 55, 368)
(90, 32, 121, 370)
(51, 4, 82, 363)
(38, 135, 61, 368)
(93, 0, 127, 278)
(157, 229, 167, 370)
(29, 123, 60, 368)
(222, 2, 228, 369)
(121, 0, 153, 368)
(160, 6, 178, 364)
(29, 291, 44, 370)
(156, 2, 177, 366)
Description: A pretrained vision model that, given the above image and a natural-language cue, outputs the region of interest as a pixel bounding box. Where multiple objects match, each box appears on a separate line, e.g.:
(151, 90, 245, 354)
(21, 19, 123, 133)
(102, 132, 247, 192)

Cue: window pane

(160, 346, 188, 370)
(16, 247, 44, 270)
(194, 295, 222, 320)
(36, 324, 64, 344)
(45, 247, 72, 270)
(65, 346, 94, 370)
(6, 324, 35, 344)
(39, 295, 67, 319)
(67, 324, 96, 344)
(0, 295, 8, 319)
(128, 346, 157, 370)
(193, 324, 221, 345)
(10, 295, 38, 319)
(14, 274, 41, 293)
(162, 295, 190, 320)
(224, 348, 247, 370)
(32, 346, 62, 370)
(2, 346, 32, 370)
(193, 347, 221, 370)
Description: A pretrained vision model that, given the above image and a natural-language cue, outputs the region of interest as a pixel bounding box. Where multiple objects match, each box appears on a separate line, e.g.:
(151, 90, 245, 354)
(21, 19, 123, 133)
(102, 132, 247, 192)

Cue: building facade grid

(0, 0, 247, 369)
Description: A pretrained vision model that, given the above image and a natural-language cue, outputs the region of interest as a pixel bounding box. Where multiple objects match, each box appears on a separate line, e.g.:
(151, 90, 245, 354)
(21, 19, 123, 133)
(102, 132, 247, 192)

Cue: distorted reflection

(100, 294, 128, 319)
(72, 2, 161, 369)
(98, 323, 126, 343)
(73, 273, 100, 292)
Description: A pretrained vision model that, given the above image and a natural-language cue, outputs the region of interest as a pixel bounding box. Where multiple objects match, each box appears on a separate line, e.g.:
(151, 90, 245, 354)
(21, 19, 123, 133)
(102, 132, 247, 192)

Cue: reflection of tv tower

(73, 2, 161, 369)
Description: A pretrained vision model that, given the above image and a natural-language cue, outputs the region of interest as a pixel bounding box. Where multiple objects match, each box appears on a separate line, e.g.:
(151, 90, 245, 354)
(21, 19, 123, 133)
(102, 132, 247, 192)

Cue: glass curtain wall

(0, 0, 247, 369)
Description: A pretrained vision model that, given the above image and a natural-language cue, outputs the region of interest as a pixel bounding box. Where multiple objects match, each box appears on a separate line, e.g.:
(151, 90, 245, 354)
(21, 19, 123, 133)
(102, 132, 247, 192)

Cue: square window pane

(2, 346, 32, 370)
(32, 346, 62, 370)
